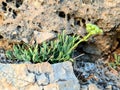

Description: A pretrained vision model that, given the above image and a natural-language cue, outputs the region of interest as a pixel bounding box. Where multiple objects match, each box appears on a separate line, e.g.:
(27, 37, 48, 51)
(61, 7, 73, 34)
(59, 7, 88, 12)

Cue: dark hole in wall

(58, 0, 64, 3)
(6, 0, 13, 3)
(0, 35, 3, 39)
(38, 23, 42, 29)
(16, 0, 23, 8)
(12, 10, 17, 19)
(74, 19, 80, 26)
(2, 2, 7, 11)
(41, 12, 44, 14)
(8, 8, 12, 12)
(52, 30, 58, 33)
(57, 11, 65, 18)
(75, 18, 82, 26)
(2, 6, 7, 11)
(2, 2, 7, 6)
(88, 18, 91, 21)
(16, 3, 21, 8)
(67, 14, 71, 21)
(74, 17, 86, 26)
(17, 25, 21, 31)
(76, 20, 80, 26)
(86, 8, 89, 12)
(82, 19, 86, 24)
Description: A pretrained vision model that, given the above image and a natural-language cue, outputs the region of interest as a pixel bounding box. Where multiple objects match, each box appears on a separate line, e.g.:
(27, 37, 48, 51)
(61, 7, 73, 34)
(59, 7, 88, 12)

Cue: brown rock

(33, 31, 56, 44)
(0, 0, 119, 55)
(0, 13, 3, 25)
(0, 78, 18, 90)
(0, 1, 119, 33)
(88, 84, 100, 90)
(25, 83, 43, 90)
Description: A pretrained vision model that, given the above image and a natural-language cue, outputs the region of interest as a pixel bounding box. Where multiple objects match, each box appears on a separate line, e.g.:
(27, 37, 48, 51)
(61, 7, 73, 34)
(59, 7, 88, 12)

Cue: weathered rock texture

(0, 61, 80, 90)
(74, 59, 120, 90)
(0, 0, 120, 55)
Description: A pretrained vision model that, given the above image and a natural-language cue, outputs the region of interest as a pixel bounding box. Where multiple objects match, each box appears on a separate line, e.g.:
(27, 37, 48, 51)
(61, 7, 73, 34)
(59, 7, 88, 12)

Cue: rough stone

(0, 0, 119, 55)
(24, 84, 43, 90)
(52, 61, 79, 82)
(44, 83, 59, 90)
(88, 84, 100, 90)
(105, 85, 112, 90)
(0, 61, 80, 90)
(36, 73, 49, 86)
(81, 85, 88, 90)
(74, 59, 120, 90)
(33, 31, 56, 44)
(57, 80, 80, 90)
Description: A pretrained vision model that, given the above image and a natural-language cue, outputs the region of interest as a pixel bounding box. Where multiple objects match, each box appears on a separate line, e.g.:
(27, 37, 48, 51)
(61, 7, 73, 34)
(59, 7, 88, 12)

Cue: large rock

(0, 61, 80, 90)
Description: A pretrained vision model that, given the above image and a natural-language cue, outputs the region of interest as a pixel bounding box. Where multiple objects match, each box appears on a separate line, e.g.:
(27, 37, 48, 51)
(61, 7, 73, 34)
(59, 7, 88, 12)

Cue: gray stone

(36, 73, 49, 86)
(57, 80, 80, 90)
(52, 61, 79, 82)
(83, 62, 95, 72)
(0, 61, 80, 90)
(81, 85, 88, 90)
(74, 59, 120, 90)
(52, 61, 80, 90)
(105, 85, 112, 90)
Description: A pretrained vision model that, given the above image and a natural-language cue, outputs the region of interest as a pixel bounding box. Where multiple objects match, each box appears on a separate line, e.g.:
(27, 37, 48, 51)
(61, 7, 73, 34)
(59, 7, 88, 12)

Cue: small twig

(73, 53, 85, 60)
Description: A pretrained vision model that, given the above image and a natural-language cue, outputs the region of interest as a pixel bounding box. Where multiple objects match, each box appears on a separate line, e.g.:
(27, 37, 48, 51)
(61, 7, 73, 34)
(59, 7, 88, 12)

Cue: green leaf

(6, 51, 13, 59)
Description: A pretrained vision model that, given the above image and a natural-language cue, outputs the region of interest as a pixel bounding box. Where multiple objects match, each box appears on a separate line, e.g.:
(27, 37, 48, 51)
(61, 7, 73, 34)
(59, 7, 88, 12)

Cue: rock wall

(0, 0, 120, 54)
